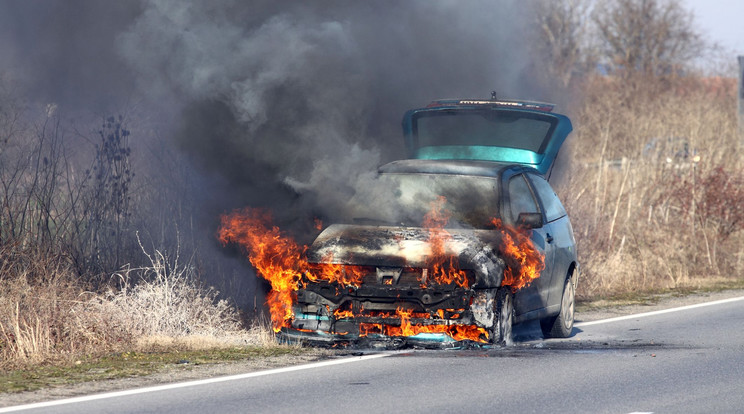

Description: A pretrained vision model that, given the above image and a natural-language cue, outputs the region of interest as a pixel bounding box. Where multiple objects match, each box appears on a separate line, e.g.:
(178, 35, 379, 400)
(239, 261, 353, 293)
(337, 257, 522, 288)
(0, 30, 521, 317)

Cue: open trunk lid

(402, 99, 572, 175)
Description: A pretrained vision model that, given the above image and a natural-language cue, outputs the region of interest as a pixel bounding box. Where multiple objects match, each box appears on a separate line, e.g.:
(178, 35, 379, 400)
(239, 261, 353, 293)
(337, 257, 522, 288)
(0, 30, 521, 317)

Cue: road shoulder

(3, 288, 744, 408)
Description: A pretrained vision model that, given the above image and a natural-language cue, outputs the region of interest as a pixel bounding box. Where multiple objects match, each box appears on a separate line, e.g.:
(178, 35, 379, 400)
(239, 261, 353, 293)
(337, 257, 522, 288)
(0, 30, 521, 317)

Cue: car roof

(379, 159, 532, 179)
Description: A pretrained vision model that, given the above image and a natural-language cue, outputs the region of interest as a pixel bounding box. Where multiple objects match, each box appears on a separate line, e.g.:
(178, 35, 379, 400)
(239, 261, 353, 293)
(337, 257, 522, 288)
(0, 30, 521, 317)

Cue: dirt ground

(2, 288, 743, 409)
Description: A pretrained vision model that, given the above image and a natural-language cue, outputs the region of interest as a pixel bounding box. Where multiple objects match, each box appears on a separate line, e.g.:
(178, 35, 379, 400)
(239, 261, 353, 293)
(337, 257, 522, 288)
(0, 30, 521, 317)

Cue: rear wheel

(490, 288, 514, 346)
(541, 273, 575, 338)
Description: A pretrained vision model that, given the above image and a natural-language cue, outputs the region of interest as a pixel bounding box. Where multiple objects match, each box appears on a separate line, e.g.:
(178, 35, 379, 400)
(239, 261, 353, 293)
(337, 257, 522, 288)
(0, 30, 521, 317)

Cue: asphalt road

(4, 296, 744, 414)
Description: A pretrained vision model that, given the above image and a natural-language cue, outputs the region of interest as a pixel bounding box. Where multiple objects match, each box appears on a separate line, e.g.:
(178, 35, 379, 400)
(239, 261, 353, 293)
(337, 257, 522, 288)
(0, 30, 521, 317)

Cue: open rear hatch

(402, 99, 572, 175)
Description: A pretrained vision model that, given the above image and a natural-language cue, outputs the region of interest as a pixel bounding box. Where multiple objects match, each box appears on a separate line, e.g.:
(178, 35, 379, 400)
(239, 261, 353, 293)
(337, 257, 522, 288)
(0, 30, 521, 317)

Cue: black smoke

(0, 0, 551, 305)
(118, 0, 545, 226)
(0, 1, 142, 111)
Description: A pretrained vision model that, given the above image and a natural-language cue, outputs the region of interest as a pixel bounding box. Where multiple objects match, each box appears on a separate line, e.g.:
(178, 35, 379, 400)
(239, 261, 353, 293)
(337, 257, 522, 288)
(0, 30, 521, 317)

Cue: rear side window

(527, 174, 566, 222)
(508, 174, 539, 223)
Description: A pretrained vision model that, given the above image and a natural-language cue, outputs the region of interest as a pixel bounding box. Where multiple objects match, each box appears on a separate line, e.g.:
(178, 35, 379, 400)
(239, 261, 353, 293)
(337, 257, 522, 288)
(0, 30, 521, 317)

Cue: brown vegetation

(0, 241, 269, 370)
(0, 85, 269, 370)
(560, 74, 743, 299)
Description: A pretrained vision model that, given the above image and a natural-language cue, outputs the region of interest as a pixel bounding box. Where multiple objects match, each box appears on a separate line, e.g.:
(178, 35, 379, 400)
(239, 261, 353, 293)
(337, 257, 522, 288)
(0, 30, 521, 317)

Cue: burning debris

(218, 194, 544, 347)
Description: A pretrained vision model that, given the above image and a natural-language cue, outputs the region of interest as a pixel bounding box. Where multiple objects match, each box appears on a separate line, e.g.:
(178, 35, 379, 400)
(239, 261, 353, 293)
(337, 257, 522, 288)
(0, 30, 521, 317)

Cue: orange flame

(306, 262, 365, 286)
(422, 196, 469, 288)
(219, 209, 373, 332)
(218, 201, 544, 342)
(333, 308, 355, 319)
(218, 209, 306, 331)
(359, 307, 488, 342)
(491, 218, 545, 290)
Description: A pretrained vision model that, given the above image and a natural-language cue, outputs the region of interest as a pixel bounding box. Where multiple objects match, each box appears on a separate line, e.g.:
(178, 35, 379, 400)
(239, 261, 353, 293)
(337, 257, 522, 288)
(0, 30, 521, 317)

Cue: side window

(528, 174, 567, 222)
(508, 174, 539, 223)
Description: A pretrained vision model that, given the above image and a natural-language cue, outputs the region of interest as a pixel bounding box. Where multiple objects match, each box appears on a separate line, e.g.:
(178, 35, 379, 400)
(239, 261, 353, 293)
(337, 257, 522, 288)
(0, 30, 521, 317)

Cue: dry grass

(560, 74, 744, 299)
(79, 244, 241, 339)
(0, 246, 84, 366)
(0, 242, 276, 370)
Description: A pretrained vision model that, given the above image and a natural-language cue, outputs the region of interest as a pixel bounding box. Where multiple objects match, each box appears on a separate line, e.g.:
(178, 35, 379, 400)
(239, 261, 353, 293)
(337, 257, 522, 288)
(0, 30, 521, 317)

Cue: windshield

(414, 110, 555, 153)
(348, 172, 500, 229)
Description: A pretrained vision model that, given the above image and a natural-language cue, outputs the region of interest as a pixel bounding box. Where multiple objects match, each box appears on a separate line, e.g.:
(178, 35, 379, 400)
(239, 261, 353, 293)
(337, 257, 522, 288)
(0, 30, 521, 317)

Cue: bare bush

(593, 0, 704, 76)
(561, 74, 742, 299)
(0, 78, 273, 369)
(72, 238, 261, 350)
(0, 241, 271, 369)
(529, 0, 595, 88)
(0, 93, 141, 283)
(0, 245, 86, 366)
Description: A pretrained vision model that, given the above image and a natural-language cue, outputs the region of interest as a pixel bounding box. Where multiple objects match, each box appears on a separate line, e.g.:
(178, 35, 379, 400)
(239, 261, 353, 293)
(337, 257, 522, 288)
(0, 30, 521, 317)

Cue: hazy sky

(684, 0, 743, 56)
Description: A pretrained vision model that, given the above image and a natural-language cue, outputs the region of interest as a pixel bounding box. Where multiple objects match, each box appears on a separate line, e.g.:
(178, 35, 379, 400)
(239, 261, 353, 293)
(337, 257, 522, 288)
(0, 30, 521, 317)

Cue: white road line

(575, 295, 744, 327)
(0, 353, 390, 413)
(5, 295, 744, 412)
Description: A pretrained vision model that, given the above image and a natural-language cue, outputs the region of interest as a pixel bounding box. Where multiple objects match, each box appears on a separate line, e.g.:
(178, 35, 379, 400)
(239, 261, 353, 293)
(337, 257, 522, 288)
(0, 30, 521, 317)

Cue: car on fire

(281, 98, 579, 347)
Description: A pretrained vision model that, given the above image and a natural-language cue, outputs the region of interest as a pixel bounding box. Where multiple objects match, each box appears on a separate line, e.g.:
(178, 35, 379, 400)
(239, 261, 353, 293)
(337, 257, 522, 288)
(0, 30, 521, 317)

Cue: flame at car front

(358, 307, 489, 341)
(217, 208, 305, 332)
(423, 196, 469, 288)
(218, 198, 544, 343)
(491, 217, 545, 291)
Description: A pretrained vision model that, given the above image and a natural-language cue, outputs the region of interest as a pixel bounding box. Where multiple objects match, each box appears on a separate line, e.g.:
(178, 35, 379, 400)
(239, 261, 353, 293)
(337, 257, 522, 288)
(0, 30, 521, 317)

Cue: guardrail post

(739, 56, 744, 134)
(738, 55, 744, 162)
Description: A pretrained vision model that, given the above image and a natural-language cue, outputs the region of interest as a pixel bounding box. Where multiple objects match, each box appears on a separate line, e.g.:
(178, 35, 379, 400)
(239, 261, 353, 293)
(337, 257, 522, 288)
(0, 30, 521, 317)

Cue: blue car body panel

(402, 99, 573, 175)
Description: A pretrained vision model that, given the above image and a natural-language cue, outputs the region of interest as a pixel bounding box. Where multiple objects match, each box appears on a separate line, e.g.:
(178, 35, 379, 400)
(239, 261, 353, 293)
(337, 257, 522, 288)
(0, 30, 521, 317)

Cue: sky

(684, 0, 744, 56)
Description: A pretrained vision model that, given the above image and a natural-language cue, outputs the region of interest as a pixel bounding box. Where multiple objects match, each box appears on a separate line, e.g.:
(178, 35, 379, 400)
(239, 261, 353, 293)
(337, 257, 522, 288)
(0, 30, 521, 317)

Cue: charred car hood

(307, 224, 504, 287)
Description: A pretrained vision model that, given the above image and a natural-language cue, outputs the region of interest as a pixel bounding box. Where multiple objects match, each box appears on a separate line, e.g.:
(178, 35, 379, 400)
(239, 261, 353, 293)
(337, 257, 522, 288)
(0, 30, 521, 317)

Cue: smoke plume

(114, 0, 541, 226)
(1, 0, 549, 304)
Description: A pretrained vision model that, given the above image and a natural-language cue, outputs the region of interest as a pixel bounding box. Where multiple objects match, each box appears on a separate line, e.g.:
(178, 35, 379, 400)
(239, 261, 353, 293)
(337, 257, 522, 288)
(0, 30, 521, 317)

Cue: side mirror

(517, 212, 543, 229)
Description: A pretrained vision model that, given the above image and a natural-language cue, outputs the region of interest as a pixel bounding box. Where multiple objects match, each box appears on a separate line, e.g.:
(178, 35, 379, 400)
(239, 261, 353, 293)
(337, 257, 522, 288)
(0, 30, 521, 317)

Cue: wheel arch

(566, 261, 579, 288)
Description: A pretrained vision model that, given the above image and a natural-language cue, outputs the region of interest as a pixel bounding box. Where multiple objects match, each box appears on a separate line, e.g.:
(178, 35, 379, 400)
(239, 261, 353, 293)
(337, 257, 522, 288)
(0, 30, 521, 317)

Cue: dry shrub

(0, 241, 273, 369)
(73, 241, 273, 351)
(0, 245, 88, 366)
(560, 73, 743, 299)
(133, 318, 278, 351)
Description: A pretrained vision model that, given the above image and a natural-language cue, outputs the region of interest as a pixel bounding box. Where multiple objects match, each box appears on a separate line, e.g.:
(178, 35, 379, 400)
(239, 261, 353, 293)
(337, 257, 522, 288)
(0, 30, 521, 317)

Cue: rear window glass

(414, 110, 555, 153)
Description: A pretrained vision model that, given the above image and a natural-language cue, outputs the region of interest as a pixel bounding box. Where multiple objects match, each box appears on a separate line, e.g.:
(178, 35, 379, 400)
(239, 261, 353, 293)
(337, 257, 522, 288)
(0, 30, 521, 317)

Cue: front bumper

(278, 327, 481, 349)
(286, 284, 498, 347)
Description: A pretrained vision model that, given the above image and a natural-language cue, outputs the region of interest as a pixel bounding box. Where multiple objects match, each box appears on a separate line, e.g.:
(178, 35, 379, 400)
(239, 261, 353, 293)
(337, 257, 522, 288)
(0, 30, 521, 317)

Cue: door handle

(546, 233, 554, 244)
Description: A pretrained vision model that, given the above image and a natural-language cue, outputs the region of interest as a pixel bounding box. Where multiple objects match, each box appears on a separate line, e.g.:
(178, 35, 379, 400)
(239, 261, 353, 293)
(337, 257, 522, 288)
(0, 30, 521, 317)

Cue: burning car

(219, 97, 578, 347)
(284, 98, 578, 347)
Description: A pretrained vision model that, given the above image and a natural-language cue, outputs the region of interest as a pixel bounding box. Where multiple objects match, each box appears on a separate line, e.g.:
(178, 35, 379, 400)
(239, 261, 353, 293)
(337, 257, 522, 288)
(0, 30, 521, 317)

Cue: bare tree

(530, 0, 594, 88)
(593, 0, 704, 76)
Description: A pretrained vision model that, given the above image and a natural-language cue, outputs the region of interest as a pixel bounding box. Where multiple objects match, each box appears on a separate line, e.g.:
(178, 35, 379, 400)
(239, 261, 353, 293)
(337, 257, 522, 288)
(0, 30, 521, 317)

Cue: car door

(505, 173, 556, 316)
(525, 173, 572, 310)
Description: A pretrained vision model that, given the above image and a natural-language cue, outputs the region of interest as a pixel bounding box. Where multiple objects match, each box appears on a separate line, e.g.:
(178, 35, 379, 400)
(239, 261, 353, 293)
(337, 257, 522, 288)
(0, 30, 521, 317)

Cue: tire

(541, 273, 575, 338)
(490, 288, 514, 346)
